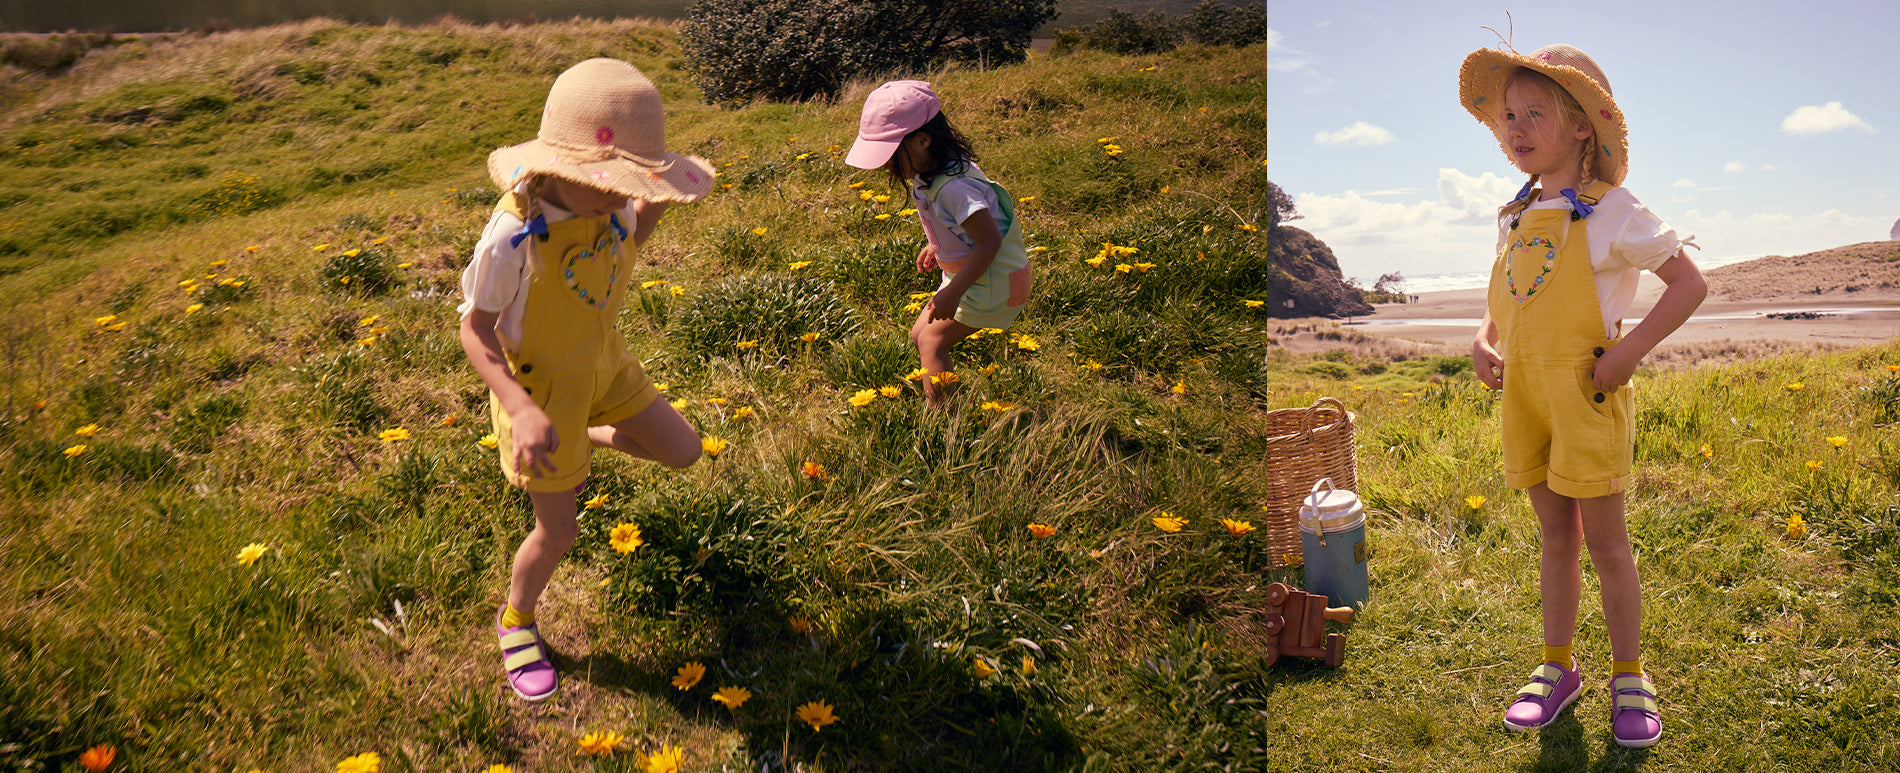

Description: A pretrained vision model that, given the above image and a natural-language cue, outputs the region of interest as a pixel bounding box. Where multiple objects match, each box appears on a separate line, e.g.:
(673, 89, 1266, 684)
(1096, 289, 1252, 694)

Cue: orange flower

(801, 461, 829, 480)
(1220, 518, 1256, 536)
(796, 700, 840, 731)
(1152, 513, 1187, 533)
(1026, 523, 1056, 539)
(79, 745, 114, 771)
(576, 731, 622, 755)
(672, 661, 705, 691)
(711, 686, 752, 710)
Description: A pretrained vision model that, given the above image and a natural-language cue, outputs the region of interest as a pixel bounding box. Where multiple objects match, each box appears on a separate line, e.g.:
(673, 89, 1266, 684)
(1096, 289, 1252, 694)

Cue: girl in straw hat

(458, 58, 714, 701)
(1458, 43, 1706, 747)
(845, 80, 1033, 408)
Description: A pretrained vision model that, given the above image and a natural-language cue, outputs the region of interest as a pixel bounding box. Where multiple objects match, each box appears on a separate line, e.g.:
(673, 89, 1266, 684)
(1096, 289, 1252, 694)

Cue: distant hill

(1267, 223, 1371, 318)
(1702, 240, 1900, 302)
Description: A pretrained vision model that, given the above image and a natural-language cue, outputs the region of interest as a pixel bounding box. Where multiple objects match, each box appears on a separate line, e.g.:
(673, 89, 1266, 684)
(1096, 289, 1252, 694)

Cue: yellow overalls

(488, 192, 660, 492)
(1487, 181, 1632, 499)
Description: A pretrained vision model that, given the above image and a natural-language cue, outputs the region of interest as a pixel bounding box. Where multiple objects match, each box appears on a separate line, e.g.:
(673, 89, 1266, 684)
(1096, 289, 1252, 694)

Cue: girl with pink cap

(847, 80, 1033, 408)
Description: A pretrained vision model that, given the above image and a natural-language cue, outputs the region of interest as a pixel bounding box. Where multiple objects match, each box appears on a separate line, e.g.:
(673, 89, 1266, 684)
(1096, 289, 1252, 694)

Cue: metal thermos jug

(1299, 477, 1369, 609)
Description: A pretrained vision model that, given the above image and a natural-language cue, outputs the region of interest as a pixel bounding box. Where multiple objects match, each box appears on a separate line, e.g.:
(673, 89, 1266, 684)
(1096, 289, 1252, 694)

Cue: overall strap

(924, 167, 1016, 238)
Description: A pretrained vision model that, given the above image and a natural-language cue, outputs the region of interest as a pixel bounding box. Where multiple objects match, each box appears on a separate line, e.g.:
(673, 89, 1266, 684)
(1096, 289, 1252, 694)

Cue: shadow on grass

(566, 606, 1085, 771)
(1520, 710, 1653, 773)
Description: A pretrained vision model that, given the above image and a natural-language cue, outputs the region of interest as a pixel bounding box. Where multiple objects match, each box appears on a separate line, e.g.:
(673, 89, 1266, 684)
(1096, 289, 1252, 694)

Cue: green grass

(3, 17, 1897, 773)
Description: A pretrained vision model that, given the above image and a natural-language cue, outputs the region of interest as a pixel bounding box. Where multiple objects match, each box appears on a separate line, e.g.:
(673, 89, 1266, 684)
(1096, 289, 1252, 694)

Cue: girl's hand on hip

(1592, 345, 1639, 393)
(511, 406, 560, 478)
(916, 244, 939, 272)
(1472, 339, 1505, 389)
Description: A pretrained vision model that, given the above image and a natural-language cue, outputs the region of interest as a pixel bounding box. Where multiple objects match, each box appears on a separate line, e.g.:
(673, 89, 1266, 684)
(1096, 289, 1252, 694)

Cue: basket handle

(1301, 396, 1350, 435)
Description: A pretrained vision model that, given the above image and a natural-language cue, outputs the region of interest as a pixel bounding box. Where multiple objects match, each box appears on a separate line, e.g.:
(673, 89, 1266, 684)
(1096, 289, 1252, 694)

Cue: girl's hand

(916, 244, 939, 272)
(1592, 345, 1640, 393)
(1472, 338, 1505, 389)
(926, 286, 962, 322)
(510, 405, 560, 478)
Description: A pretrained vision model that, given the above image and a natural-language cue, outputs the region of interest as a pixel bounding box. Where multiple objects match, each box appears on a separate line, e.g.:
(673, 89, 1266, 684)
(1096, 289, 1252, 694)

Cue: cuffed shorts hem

(1505, 464, 1631, 499)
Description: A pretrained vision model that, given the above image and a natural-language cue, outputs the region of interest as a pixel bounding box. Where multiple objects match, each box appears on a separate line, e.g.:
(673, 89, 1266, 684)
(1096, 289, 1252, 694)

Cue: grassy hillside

(3, 18, 1897, 773)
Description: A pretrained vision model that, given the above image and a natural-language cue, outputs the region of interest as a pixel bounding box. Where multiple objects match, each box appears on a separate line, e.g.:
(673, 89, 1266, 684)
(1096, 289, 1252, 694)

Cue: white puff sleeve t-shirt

(1497, 187, 1685, 339)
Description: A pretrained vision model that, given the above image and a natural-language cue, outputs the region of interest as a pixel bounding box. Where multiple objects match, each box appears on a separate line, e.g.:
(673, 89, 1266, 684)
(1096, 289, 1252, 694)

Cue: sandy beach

(1334, 242, 1900, 350)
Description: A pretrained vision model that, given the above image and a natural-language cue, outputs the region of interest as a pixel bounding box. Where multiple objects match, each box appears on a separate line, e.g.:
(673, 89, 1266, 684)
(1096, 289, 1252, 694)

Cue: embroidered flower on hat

(596, 126, 614, 145)
(594, 171, 612, 182)
(1600, 109, 1613, 120)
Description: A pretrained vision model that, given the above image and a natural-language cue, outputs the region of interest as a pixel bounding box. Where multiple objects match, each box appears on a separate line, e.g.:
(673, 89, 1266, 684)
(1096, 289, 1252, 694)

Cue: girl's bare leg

(909, 309, 978, 408)
(587, 398, 701, 469)
(1527, 482, 1584, 654)
(508, 490, 580, 614)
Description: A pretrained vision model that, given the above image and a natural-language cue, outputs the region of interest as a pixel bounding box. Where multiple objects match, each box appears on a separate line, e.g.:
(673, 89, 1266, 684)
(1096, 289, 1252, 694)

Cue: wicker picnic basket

(1262, 397, 1357, 566)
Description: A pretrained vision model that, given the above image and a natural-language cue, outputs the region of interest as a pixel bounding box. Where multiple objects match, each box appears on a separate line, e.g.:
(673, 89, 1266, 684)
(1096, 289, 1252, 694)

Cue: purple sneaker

(1610, 673, 1661, 748)
(496, 607, 558, 701)
(1503, 659, 1582, 731)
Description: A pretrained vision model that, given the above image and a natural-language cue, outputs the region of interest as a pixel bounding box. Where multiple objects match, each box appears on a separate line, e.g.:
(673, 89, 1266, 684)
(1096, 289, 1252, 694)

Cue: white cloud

(1674, 208, 1886, 261)
(1266, 29, 1305, 73)
(1288, 169, 1885, 286)
(1672, 178, 1697, 189)
(1290, 169, 1521, 280)
(1781, 102, 1874, 134)
(1267, 29, 1333, 94)
(1724, 161, 1749, 173)
(1314, 121, 1396, 147)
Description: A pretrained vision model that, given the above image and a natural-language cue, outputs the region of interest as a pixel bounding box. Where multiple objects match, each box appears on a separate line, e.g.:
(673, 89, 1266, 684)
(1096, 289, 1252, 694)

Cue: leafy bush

(823, 331, 913, 388)
(0, 32, 122, 74)
(680, 0, 1057, 104)
(1051, 1, 1268, 56)
(667, 273, 861, 363)
(1179, 1, 1269, 47)
(318, 246, 398, 295)
(1070, 9, 1181, 55)
(601, 488, 801, 620)
(814, 236, 935, 309)
(709, 226, 790, 272)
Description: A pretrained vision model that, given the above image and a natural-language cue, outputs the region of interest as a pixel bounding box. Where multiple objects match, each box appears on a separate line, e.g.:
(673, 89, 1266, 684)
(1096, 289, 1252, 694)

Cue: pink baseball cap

(845, 80, 941, 169)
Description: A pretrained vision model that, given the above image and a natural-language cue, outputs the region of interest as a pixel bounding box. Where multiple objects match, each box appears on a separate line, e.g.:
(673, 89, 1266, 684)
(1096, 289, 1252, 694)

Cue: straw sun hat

(1458, 44, 1627, 187)
(488, 58, 714, 203)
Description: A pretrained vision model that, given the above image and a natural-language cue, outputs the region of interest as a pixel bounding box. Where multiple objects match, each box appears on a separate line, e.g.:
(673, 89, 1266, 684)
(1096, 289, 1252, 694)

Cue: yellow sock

(1543, 644, 1574, 667)
(501, 604, 535, 628)
(1611, 659, 1644, 677)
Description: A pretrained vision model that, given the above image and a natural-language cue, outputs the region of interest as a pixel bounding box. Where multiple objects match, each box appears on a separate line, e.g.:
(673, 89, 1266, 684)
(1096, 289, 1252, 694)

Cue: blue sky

(1268, 0, 1900, 289)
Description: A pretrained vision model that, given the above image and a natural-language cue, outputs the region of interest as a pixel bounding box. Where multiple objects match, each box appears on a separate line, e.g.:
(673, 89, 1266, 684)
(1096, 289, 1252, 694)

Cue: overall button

(1591, 347, 1605, 357)
(1593, 392, 1605, 403)
(519, 363, 534, 374)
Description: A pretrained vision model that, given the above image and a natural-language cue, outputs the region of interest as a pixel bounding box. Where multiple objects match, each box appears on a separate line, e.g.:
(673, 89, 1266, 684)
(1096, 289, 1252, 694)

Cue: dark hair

(886, 111, 979, 192)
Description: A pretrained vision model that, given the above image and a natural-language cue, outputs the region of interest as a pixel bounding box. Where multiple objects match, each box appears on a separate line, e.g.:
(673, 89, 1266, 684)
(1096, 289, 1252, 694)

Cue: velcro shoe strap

(499, 630, 539, 650)
(503, 645, 546, 671)
(1529, 664, 1566, 683)
(1517, 681, 1555, 698)
(1615, 693, 1659, 714)
(1612, 675, 1654, 695)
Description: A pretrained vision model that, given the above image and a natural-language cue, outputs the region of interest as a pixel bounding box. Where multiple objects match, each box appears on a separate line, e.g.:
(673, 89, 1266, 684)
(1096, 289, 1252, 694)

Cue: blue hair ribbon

(609, 212, 629, 241)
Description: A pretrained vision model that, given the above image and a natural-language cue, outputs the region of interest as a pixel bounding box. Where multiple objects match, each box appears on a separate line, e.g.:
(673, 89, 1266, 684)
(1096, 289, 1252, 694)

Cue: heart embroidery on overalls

(1505, 235, 1557, 303)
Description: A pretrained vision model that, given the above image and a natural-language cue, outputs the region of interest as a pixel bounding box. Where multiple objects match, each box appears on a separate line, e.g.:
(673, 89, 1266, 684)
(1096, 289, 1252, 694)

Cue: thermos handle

(1306, 478, 1334, 547)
